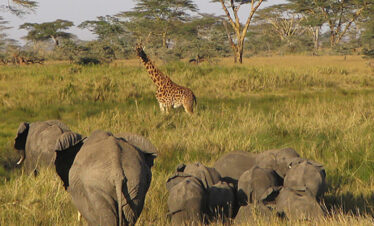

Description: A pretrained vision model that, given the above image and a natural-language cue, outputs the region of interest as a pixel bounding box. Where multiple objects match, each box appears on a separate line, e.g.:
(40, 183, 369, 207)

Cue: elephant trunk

(16, 149, 25, 165)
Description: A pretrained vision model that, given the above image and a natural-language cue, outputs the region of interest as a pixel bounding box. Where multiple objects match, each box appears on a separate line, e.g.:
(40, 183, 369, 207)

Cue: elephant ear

(116, 132, 157, 167)
(14, 122, 30, 150)
(55, 131, 85, 151)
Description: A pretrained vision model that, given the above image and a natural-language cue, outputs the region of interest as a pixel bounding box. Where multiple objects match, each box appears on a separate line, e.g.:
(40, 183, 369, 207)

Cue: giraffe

(135, 43, 197, 114)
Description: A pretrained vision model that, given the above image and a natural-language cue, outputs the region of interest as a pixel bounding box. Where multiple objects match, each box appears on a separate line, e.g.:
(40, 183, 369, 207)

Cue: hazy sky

(2, 0, 284, 44)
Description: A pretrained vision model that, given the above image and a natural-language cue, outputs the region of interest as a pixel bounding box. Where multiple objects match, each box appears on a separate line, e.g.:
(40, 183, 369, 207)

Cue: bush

(76, 57, 101, 65)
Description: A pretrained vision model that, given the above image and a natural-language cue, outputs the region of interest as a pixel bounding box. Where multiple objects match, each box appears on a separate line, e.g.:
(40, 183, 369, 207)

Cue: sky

(1, 0, 284, 44)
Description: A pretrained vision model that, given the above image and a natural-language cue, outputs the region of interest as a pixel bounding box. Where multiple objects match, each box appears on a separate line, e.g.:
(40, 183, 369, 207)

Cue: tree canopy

(118, 0, 197, 48)
(20, 19, 74, 46)
(1, 0, 38, 16)
(1, 0, 373, 63)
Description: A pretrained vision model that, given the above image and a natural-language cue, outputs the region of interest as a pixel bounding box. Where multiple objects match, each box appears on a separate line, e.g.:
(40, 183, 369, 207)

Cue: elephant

(181, 162, 221, 189)
(166, 162, 234, 224)
(167, 175, 208, 225)
(213, 151, 257, 185)
(234, 203, 275, 224)
(166, 162, 221, 191)
(284, 158, 326, 199)
(255, 147, 300, 178)
(54, 130, 157, 226)
(275, 187, 325, 221)
(207, 180, 236, 222)
(14, 120, 70, 174)
(237, 166, 282, 206)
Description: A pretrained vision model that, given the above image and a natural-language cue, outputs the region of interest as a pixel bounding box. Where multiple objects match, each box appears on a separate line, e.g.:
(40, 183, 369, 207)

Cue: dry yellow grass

(0, 56, 373, 225)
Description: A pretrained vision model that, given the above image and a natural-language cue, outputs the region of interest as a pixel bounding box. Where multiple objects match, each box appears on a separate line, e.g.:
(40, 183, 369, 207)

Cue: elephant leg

(87, 188, 118, 226)
(69, 187, 97, 225)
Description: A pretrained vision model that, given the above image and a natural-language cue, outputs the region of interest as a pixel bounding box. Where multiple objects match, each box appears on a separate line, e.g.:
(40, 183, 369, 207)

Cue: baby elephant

(276, 187, 325, 220)
(213, 151, 257, 185)
(284, 158, 326, 200)
(237, 166, 282, 206)
(166, 162, 236, 224)
(167, 174, 208, 225)
(54, 130, 157, 226)
(14, 120, 70, 174)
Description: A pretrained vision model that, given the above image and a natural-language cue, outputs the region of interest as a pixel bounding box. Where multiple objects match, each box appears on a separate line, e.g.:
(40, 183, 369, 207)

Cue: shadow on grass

(0, 146, 21, 180)
(324, 192, 374, 217)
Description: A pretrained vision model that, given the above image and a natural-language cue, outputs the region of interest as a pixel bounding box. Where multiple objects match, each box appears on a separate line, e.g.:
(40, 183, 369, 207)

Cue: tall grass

(0, 56, 373, 225)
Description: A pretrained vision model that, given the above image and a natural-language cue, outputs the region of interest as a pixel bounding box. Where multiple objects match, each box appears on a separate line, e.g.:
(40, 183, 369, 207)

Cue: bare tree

(214, 0, 264, 63)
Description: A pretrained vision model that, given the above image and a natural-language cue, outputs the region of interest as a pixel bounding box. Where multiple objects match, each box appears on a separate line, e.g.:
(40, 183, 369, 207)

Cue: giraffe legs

(159, 102, 171, 114)
(159, 102, 166, 113)
(183, 101, 194, 115)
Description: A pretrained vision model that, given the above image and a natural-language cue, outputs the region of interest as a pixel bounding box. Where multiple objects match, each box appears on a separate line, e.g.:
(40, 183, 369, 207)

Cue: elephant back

(82, 130, 113, 147)
(119, 139, 152, 199)
(180, 162, 221, 189)
(69, 131, 151, 225)
(213, 151, 257, 185)
(45, 120, 70, 131)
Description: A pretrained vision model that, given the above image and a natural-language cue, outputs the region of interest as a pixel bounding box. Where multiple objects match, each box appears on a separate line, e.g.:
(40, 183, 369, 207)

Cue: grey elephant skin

(54, 130, 157, 226)
(167, 162, 236, 224)
(167, 175, 208, 225)
(255, 147, 300, 178)
(213, 151, 257, 185)
(207, 180, 236, 222)
(181, 162, 221, 189)
(14, 120, 70, 174)
(237, 166, 282, 206)
(276, 187, 324, 220)
(284, 158, 326, 200)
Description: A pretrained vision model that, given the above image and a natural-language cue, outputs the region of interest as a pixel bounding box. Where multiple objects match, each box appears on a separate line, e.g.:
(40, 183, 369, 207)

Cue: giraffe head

(135, 43, 146, 60)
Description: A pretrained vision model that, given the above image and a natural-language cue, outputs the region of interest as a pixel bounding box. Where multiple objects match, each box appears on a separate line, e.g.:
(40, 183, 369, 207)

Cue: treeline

(1, 0, 374, 64)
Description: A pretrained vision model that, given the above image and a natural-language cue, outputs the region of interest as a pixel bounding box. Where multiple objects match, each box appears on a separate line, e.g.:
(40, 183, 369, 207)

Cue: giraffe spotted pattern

(135, 44, 197, 114)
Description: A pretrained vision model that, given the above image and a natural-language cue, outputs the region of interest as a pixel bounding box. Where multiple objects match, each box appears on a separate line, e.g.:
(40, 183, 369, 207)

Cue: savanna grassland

(0, 56, 374, 225)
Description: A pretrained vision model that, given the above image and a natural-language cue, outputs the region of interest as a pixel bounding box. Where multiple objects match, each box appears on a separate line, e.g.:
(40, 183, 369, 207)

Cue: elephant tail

(115, 177, 124, 226)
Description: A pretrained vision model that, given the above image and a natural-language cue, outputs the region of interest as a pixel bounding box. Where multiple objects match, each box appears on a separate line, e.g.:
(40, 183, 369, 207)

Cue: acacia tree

(1, 0, 38, 16)
(361, 3, 374, 57)
(118, 0, 197, 48)
(174, 14, 229, 59)
(213, 0, 265, 63)
(256, 4, 306, 49)
(0, 17, 11, 50)
(288, 0, 373, 47)
(20, 19, 74, 46)
(79, 16, 134, 58)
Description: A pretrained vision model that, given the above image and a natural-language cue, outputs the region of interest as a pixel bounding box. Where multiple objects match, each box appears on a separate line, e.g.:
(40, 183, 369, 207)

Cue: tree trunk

(219, 0, 263, 64)
(330, 31, 336, 47)
(314, 27, 319, 52)
(51, 35, 59, 46)
(237, 39, 244, 64)
(162, 32, 167, 48)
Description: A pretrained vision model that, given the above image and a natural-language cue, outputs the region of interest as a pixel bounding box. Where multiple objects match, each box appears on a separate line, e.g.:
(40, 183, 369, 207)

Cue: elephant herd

(12, 120, 327, 225)
(166, 149, 326, 224)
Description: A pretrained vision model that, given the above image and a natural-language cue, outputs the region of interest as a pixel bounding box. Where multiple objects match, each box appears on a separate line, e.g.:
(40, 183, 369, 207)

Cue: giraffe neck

(136, 48, 172, 88)
(144, 61, 172, 87)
